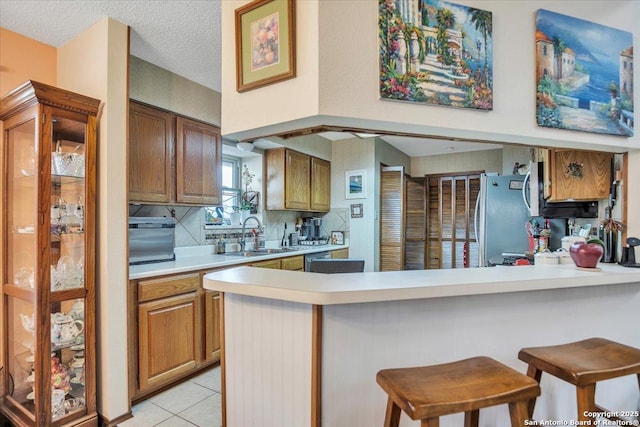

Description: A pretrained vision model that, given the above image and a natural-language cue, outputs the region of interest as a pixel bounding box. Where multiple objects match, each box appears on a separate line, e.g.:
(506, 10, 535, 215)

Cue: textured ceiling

(0, 0, 221, 92)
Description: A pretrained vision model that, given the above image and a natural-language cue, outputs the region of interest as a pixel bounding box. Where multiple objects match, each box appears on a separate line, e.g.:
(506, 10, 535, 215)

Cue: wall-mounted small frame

(350, 203, 363, 219)
(345, 170, 366, 199)
(331, 231, 345, 245)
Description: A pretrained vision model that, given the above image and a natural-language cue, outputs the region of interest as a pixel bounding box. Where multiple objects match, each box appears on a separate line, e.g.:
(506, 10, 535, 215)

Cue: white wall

(57, 18, 130, 421)
(130, 55, 221, 126)
(412, 148, 503, 176)
(331, 138, 376, 270)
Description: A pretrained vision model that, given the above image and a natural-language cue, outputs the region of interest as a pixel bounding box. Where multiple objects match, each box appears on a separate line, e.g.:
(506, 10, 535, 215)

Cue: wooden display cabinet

(1, 81, 99, 426)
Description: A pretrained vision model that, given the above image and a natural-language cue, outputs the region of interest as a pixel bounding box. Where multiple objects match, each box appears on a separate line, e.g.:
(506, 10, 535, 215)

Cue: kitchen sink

(222, 248, 299, 257)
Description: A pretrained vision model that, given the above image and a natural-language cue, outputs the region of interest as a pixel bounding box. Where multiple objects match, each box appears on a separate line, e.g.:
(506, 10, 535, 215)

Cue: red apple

(569, 242, 604, 268)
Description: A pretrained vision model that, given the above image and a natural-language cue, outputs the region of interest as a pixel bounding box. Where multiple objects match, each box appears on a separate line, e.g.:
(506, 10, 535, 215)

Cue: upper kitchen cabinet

(129, 101, 221, 205)
(129, 101, 174, 203)
(175, 117, 221, 205)
(545, 149, 613, 202)
(1, 81, 99, 426)
(265, 148, 331, 212)
(311, 157, 331, 211)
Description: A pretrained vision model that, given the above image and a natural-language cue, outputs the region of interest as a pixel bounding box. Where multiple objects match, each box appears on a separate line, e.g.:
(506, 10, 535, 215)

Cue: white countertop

(129, 244, 348, 280)
(203, 263, 640, 305)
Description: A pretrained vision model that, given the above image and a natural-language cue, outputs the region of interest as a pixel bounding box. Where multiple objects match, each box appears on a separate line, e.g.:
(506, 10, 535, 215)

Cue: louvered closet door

(405, 178, 426, 270)
(426, 174, 480, 269)
(380, 167, 405, 271)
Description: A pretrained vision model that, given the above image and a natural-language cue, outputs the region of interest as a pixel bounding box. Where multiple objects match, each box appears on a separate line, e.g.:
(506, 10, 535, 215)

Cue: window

(221, 156, 241, 215)
(206, 155, 241, 225)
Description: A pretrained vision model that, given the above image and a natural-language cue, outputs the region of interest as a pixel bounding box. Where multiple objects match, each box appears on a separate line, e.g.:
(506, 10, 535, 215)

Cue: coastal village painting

(536, 9, 634, 136)
(378, 0, 493, 110)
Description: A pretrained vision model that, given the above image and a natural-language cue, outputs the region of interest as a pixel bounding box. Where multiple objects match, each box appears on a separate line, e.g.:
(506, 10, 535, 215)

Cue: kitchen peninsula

(203, 265, 640, 427)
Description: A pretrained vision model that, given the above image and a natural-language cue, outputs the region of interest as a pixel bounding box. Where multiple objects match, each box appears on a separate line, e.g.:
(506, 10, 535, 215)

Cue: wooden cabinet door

(129, 101, 175, 203)
(138, 292, 202, 391)
(549, 150, 612, 201)
(176, 116, 221, 204)
(284, 150, 311, 210)
(311, 157, 331, 212)
(281, 255, 304, 271)
(331, 248, 349, 259)
(204, 290, 221, 363)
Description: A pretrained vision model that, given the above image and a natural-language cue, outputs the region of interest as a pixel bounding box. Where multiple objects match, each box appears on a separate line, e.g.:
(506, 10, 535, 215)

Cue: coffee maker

(300, 217, 322, 240)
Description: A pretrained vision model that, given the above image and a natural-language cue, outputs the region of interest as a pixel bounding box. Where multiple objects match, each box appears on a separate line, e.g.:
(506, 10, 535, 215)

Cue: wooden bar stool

(518, 337, 640, 424)
(376, 356, 540, 427)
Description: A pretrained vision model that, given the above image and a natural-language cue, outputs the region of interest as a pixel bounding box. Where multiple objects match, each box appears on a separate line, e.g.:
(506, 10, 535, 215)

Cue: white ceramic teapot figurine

(51, 312, 84, 345)
(20, 313, 35, 335)
(69, 299, 84, 321)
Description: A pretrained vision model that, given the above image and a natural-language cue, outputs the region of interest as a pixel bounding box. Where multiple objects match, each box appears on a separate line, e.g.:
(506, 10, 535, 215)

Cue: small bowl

(64, 397, 85, 412)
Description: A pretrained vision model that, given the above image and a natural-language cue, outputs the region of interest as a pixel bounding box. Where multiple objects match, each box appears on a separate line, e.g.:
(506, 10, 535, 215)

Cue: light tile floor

(118, 366, 222, 427)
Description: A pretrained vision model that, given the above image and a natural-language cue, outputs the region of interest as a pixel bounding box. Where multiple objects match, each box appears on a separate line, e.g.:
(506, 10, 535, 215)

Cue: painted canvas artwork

(378, 0, 493, 110)
(536, 9, 634, 136)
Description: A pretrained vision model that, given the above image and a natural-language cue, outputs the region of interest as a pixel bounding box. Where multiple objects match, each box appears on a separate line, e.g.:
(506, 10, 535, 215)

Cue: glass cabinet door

(49, 110, 88, 420)
(6, 116, 38, 413)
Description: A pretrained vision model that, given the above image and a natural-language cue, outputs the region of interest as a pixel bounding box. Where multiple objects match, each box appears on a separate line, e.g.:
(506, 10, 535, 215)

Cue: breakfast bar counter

(203, 265, 640, 427)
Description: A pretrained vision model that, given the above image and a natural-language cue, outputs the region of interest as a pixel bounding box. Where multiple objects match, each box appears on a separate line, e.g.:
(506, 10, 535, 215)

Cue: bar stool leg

(421, 418, 440, 427)
(509, 400, 530, 426)
(384, 397, 401, 427)
(576, 383, 596, 423)
(525, 365, 542, 418)
(464, 409, 479, 427)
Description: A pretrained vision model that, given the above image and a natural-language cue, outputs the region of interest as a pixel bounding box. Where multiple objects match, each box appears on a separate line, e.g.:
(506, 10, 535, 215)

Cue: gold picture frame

(235, 0, 296, 92)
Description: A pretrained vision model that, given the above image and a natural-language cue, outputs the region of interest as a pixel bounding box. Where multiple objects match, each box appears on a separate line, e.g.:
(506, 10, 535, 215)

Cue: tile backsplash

(129, 205, 350, 248)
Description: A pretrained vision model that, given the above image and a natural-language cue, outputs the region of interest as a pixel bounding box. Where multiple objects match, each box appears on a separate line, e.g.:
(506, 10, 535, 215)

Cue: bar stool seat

(376, 356, 540, 427)
(518, 337, 640, 422)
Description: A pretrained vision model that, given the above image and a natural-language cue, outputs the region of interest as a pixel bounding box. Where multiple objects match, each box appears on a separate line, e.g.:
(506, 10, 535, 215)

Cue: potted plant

(600, 217, 623, 263)
(241, 165, 256, 218)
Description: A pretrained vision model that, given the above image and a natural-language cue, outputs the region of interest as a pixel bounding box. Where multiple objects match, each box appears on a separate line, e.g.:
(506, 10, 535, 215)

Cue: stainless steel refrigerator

(475, 174, 531, 267)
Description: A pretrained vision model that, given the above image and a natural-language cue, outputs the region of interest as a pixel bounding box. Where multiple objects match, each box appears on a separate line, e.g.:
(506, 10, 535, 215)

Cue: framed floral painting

(235, 0, 296, 92)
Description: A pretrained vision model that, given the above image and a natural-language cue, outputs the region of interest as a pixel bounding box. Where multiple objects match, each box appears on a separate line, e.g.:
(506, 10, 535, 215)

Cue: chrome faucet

(240, 215, 262, 252)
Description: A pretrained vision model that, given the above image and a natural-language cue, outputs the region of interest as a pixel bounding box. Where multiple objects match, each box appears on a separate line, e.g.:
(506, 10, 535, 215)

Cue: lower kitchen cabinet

(281, 255, 304, 271)
(331, 248, 349, 259)
(203, 290, 221, 362)
(250, 255, 304, 270)
(130, 272, 219, 401)
(138, 291, 202, 391)
(129, 253, 311, 402)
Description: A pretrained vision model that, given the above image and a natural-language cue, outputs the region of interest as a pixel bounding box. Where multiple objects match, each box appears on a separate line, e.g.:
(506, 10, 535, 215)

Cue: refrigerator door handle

(522, 171, 531, 213)
(475, 176, 486, 267)
(474, 191, 480, 256)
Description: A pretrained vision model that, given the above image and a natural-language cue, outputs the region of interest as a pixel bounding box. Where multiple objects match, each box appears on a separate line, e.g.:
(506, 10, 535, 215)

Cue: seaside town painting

(536, 9, 634, 136)
(378, 0, 493, 110)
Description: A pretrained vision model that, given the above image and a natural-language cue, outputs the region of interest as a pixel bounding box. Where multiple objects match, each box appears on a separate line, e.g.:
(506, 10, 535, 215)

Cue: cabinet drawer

(138, 273, 200, 303)
(249, 259, 281, 269)
(281, 255, 304, 271)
